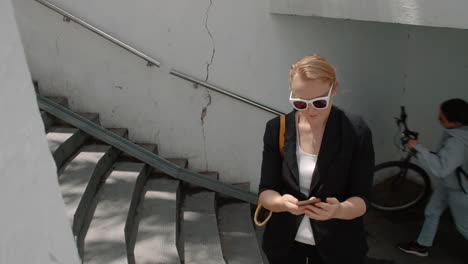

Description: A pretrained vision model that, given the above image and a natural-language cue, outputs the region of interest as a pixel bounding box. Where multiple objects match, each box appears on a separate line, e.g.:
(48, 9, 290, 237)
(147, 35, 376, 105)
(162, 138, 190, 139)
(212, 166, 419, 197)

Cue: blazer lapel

(283, 110, 300, 188)
(309, 106, 341, 195)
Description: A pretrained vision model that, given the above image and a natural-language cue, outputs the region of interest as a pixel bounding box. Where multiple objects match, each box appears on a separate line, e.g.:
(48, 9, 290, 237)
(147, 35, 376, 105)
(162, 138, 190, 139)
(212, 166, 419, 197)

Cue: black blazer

(259, 106, 374, 264)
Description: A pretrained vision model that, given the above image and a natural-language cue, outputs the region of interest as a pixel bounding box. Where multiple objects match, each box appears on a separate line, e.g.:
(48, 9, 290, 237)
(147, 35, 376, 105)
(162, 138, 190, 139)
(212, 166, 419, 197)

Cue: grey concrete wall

(270, 0, 468, 30)
(0, 0, 80, 263)
(13, 0, 468, 191)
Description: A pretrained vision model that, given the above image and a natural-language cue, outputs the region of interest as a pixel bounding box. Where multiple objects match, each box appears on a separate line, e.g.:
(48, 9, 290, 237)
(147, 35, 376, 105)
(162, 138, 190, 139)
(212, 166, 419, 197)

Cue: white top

(294, 113, 318, 245)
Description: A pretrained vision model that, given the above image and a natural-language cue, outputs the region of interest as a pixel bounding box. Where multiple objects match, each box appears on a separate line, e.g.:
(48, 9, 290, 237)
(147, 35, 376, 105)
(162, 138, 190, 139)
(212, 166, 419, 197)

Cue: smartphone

(296, 198, 321, 206)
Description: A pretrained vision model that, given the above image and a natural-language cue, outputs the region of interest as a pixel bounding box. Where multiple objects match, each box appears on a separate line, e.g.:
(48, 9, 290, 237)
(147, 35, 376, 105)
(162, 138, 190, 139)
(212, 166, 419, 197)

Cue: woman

(258, 55, 375, 264)
(398, 99, 468, 257)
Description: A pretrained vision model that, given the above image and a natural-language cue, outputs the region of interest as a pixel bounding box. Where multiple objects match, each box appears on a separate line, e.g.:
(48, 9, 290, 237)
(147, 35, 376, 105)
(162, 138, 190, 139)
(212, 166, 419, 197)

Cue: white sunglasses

(289, 83, 334, 111)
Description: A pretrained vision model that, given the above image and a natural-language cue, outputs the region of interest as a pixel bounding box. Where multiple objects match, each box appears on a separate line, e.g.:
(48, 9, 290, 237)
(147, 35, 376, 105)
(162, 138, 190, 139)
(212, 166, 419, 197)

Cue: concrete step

(254, 223, 269, 264)
(125, 145, 160, 261)
(55, 112, 100, 127)
(153, 158, 188, 175)
(121, 143, 158, 162)
(217, 182, 250, 201)
(182, 187, 226, 264)
(58, 144, 118, 237)
(42, 96, 100, 128)
(40, 110, 54, 132)
(82, 162, 149, 263)
(185, 171, 219, 190)
(86, 127, 128, 145)
(134, 177, 181, 264)
(218, 202, 264, 264)
(199, 171, 219, 180)
(46, 96, 69, 108)
(131, 158, 186, 263)
(170, 159, 188, 169)
(47, 126, 89, 170)
(108, 128, 129, 139)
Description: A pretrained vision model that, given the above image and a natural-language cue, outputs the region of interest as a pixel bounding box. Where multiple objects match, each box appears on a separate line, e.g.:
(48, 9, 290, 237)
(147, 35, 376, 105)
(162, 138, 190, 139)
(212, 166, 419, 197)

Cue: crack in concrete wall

(200, 0, 215, 170)
(401, 31, 411, 100)
(200, 91, 212, 170)
(204, 0, 215, 83)
(200, 94, 212, 123)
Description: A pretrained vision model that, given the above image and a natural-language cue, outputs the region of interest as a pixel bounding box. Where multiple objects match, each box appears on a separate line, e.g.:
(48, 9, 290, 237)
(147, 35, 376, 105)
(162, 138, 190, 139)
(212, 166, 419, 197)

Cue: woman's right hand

(281, 194, 305, 215)
(259, 190, 304, 215)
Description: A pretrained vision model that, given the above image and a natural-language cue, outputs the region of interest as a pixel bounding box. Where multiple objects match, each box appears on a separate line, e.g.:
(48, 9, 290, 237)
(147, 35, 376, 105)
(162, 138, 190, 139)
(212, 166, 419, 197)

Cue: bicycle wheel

(371, 161, 431, 211)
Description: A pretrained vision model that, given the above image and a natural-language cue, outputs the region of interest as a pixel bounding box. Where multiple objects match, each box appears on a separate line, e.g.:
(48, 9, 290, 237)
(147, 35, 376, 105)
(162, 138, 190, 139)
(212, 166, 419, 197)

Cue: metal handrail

(33, 0, 285, 116)
(34, 0, 161, 67)
(170, 70, 285, 116)
(37, 95, 259, 204)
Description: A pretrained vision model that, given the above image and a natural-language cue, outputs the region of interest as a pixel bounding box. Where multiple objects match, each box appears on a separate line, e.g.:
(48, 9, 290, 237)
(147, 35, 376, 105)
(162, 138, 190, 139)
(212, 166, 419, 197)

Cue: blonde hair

(289, 55, 337, 83)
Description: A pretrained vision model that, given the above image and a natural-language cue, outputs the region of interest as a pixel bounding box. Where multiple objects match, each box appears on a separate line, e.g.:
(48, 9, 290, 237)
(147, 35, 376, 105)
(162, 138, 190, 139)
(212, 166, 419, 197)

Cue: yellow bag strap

(279, 115, 285, 158)
(254, 115, 285, 227)
(254, 202, 272, 227)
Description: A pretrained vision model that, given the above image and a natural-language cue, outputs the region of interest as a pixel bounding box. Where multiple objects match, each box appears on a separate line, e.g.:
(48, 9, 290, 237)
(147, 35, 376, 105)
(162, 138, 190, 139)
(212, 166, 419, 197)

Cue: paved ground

(366, 204, 468, 264)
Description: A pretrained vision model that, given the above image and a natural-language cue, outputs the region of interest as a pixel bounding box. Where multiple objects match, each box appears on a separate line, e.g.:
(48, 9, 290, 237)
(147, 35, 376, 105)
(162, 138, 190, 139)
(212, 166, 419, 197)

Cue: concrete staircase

(39, 92, 264, 263)
(182, 172, 226, 264)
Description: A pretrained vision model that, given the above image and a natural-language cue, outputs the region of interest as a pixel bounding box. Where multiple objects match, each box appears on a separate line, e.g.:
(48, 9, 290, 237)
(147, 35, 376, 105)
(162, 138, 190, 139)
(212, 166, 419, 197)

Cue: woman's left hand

(304, 197, 342, 221)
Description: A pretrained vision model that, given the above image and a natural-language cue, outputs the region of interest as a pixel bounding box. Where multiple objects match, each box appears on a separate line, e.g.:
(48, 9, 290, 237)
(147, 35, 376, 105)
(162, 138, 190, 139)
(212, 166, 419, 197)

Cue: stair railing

(33, 0, 284, 116)
(38, 95, 259, 204)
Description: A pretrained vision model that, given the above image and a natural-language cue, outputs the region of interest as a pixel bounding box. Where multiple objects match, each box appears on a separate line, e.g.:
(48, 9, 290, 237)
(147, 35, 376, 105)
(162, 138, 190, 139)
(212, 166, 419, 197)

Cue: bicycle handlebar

(396, 106, 418, 146)
(401, 106, 407, 123)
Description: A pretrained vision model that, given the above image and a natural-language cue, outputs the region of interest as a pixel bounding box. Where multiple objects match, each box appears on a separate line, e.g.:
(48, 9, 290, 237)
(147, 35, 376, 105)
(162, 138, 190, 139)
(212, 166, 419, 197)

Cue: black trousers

(266, 241, 324, 264)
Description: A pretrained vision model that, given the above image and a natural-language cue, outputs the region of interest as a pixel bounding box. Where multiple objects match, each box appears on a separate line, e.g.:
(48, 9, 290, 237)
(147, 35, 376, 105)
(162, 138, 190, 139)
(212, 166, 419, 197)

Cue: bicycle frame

(371, 107, 431, 211)
(391, 106, 419, 190)
(390, 152, 414, 190)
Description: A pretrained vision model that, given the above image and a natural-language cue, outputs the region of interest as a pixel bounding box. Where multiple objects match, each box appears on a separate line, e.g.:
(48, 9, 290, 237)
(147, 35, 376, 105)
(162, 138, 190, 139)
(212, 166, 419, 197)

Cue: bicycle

(371, 106, 432, 211)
